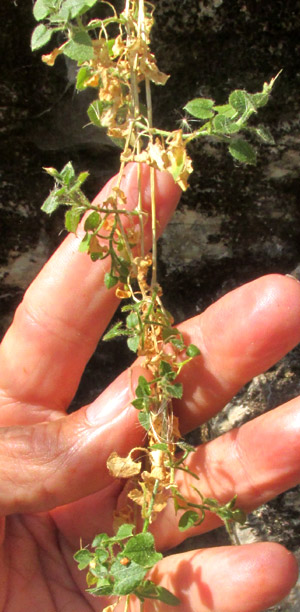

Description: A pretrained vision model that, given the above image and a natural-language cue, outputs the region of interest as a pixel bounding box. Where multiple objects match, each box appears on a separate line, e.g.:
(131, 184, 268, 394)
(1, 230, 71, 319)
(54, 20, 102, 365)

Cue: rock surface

(1, 1, 300, 610)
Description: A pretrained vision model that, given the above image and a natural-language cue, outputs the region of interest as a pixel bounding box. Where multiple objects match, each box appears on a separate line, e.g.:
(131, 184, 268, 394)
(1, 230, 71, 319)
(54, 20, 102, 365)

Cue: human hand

(0, 164, 299, 612)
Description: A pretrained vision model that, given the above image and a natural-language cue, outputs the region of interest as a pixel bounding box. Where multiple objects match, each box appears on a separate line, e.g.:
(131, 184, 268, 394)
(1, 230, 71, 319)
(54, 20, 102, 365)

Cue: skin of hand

(0, 163, 300, 612)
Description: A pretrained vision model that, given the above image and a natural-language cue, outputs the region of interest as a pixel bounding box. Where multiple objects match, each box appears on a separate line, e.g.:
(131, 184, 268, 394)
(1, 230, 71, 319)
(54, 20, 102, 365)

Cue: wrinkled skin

(0, 163, 299, 612)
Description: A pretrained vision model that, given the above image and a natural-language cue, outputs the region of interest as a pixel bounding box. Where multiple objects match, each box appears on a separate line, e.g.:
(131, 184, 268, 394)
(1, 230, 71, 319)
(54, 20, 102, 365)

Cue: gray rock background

(1, 1, 300, 610)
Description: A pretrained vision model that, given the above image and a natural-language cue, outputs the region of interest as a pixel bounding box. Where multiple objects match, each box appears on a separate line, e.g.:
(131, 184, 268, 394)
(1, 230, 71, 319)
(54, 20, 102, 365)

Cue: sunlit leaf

(31, 24, 53, 51)
(76, 66, 93, 90)
(111, 559, 146, 596)
(78, 232, 91, 252)
(122, 533, 162, 568)
(115, 523, 135, 540)
(63, 31, 93, 62)
(184, 98, 215, 120)
(73, 548, 93, 570)
(91, 533, 110, 548)
(61, 0, 98, 19)
(33, 0, 56, 21)
(107, 450, 142, 479)
(41, 190, 60, 214)
(213, 103, 236, 118)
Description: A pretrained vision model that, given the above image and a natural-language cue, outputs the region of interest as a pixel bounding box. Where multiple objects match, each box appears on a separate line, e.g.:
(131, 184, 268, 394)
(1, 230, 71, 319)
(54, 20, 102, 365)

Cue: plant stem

(124, 594, 131, 612)
(142, 478, 160, 533)
(150, 165, 157, 288)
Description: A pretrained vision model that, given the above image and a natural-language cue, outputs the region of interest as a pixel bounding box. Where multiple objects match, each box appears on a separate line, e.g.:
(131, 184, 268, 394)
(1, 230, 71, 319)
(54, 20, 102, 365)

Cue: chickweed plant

(31, 1, 278, 609)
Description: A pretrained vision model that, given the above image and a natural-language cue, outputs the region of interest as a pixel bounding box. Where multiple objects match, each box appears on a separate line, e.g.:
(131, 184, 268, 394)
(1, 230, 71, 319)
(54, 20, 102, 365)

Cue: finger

(151, 396, 300, 550)
(0, 366, 145, 515)
(138, 543, 298, 612)
(175, 273, 300, 431)
(0, 164, 181, 420)
(2, 276, 299, 518)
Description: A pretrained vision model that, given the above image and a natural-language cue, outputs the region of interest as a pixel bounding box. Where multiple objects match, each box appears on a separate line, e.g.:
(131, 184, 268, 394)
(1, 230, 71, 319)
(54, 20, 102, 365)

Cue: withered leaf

(107, 449, 144, 479)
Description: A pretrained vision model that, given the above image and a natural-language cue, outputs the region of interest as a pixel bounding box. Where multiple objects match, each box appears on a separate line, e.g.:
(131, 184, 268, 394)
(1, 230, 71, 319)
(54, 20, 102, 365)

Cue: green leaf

(136, 376, 151, 397)
(165, 382, 183, 399)
(104, 272, 118, 289)
(178, 510, 200, 531)
(228, 90, 256, 116)
(63, 31, 93, 62)
(87, 577, 113, 596)
(186, 344, 201, 358)
(111, 559, 147, 596)
(94, 549, 109, 564)
(213, 103, 236, 118)
(110, 137, 126, 149)
(136, 580, 180, 606)
(77, 171, 89, 186)
(184, 98, 215, 119)
(228, 139, 257, 165)
(122, 533, 162, 568)
(212, 114, 240, 134)
(252, 92, 269, 108)
(89, 560, 109, 577)
(126, 312, 139, 328)
(149, 443, 168, 451)
(78, 232, 91, 253)
(103, 321, 126, 341)
(61, 0, 98, 19)
(33, 0, 56, 20)
(170, 336, 185, 351)
(131, 397, 147, 410)
(115, 523, 135, 540)
(76, 66, 93, 90)
(31, 24, 53, 51)
(254, 124, 275, 144)
(138, 410, 151, 431)
(91, 533, 110, 548)
(127, 335, 140, 352)
(87, 99, 112, 128)
(41, 190, 60, 214)
(84, 211, 100, 231)
(162, 326, 176, 342)
(159, 361, 173, 376)
(73, 548, 93, 570)
(65, 208, 81, 232)
(60, 161, 75, 186)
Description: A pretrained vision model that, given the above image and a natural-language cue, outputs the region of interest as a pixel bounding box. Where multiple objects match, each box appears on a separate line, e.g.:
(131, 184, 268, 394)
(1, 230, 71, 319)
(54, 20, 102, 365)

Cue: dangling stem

(150, 165, 157, 288)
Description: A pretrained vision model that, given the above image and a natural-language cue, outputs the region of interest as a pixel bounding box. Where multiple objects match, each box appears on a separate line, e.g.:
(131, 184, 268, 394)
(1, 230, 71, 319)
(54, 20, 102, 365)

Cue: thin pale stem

(150, 165, 157, 287)
(137, 161, 145, 256)
(124, 594, 131, 612)
(142, 478, 160, 533)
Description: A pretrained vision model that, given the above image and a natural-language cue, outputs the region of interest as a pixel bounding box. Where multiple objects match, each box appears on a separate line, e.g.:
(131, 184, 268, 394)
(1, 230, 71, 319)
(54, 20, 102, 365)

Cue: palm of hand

(0, 166, 299, 612)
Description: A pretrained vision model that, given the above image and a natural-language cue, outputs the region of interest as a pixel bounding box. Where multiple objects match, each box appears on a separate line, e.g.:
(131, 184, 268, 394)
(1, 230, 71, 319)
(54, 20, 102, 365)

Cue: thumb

(0, 367, 144, 515)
